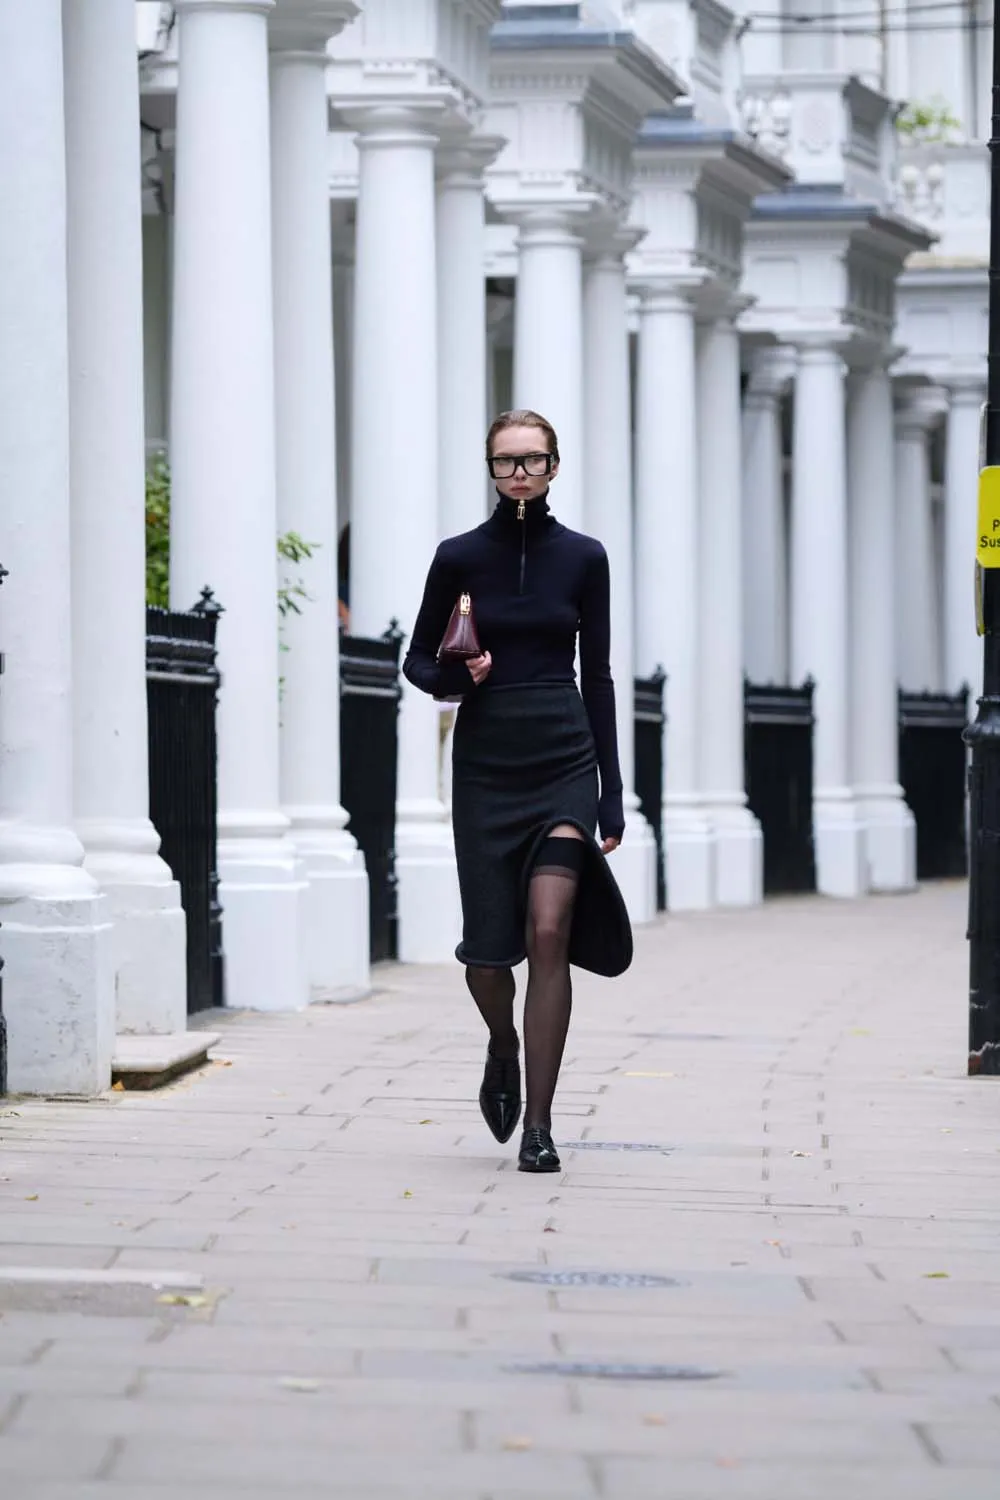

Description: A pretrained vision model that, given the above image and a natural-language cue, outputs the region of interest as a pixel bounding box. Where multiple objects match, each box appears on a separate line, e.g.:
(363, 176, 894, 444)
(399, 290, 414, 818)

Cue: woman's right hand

(466, 651, 492, 686)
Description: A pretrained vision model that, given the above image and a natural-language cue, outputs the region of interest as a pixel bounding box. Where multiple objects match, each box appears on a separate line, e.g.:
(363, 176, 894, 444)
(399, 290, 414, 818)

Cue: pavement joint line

(911, 1422, 946, 1466)
(0, 1267, 204, 1291)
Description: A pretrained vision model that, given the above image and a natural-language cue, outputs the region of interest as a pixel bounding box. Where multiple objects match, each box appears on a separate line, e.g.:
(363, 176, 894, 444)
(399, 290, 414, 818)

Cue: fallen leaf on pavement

(502, 1437, 533, 1452)
(402, 1190, 414, 1199)
(642, 1414, 668, 1427)
(765, 1239, 782, 1247)
(279, 1377, 321, 1393)
(24, 1194, 38, 1202)
(418, 1119, 433, 1125)
(790, 1151, 812, 1158)
(111, 1081, 125, 1092)
(157, 1293, 210, 1308)
(923, 1271, 950, 1279)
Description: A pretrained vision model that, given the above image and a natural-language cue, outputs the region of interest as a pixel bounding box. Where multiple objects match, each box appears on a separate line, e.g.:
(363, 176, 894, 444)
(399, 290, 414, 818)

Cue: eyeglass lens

(489, 453, 552, 478)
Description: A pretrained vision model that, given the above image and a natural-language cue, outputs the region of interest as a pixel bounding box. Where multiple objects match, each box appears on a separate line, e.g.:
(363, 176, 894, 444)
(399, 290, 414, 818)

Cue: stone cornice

(489, 23, 683, 121)
(268, 0, 358, 51)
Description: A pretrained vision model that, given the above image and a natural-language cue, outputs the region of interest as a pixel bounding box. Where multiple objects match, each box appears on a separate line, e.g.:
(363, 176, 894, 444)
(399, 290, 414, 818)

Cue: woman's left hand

(601, 836, 621, 855)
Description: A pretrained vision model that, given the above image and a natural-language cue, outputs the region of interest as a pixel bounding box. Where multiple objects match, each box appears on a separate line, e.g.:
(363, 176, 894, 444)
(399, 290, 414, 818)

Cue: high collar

(488, 490, 556, 535)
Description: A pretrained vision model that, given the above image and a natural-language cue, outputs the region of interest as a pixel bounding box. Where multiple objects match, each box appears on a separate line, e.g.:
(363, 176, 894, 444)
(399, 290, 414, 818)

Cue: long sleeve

(579, 545, 625, 841)
(402, 544, 476, 701)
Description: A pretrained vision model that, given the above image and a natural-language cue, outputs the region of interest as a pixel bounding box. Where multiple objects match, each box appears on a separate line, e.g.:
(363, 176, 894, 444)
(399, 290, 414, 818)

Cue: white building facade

(0, 0, 990, 1093)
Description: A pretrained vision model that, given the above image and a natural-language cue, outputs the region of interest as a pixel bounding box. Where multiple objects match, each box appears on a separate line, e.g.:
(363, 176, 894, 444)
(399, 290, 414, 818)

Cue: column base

(79, 826, 188, 1035)
(217, 834, 309, 1012)
(663, 801, 715, 911)
(613, 799, 659, 925)
(395, 807, 461, 964)
(814, 791, 868, 898)
(286, 821, 371, 999)
(702, 797, 764, 908)
(1, 879, 115, 1096)
(854, 785, 917, 893)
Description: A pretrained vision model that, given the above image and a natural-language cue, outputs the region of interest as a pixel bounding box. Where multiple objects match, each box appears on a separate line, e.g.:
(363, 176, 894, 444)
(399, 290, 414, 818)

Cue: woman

(403, 410, 630, 1173)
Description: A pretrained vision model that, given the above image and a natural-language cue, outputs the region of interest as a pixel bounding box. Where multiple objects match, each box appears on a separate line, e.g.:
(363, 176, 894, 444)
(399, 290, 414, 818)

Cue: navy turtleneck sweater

(402, 494, 625, 842)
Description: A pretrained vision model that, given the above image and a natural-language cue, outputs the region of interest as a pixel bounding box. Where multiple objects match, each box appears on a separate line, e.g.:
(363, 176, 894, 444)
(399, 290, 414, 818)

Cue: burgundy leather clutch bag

(437, 592, 481, 664)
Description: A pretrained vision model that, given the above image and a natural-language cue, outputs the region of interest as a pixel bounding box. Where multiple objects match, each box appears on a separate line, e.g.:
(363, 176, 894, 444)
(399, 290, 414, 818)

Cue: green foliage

(144, 456, 320, 628)
(145, 451, 171, 608)
(895, 98, 961, 145)
(277, 530, 317, 620)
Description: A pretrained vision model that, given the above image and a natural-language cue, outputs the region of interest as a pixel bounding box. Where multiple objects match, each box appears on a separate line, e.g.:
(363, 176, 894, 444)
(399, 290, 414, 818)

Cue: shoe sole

(517, 1158, 561, 1173)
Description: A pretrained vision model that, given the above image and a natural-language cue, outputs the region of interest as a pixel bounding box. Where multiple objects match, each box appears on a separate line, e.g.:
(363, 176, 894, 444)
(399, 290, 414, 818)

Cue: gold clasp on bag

(459, 592, 471, 616)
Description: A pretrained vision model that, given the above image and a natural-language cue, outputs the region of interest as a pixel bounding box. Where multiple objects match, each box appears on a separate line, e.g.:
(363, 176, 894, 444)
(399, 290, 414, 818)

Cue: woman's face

(489, 425, 559, 504)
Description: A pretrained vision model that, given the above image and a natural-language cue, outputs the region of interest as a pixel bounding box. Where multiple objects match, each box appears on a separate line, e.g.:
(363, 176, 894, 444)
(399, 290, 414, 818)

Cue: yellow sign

(977, 466, 1000, 566)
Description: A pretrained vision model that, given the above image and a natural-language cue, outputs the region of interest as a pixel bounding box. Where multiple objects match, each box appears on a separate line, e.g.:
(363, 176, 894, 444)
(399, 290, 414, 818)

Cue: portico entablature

(742, 193, 932, 351)
(628, 111, 789, 297)
(740, 71, 896, 210)
(328, 0, 503, 133)
(485, 5, 683, 226)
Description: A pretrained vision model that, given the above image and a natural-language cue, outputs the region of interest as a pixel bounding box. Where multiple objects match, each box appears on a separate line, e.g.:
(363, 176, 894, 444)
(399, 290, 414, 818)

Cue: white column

(348, 104, 460, 963)
(512, 210, 586, 530)
(331, 206, 355, 551)
(791, 345, 866, 897)
(742, 346, 792, 686)
(696, 311, 763, 906)
(895, 385, 946, 693)
(270, 20, 368, 1000)
(63, 0, 187, 1036)
(635, 285, 714, 909)
(0, 0, 114, 1094)
(583, 235, 657, 924)
(170, 0, 306, 1011)
(943, 376, 986, 705)
(437, 139, 499, 539)
(847, 362, 916, 891)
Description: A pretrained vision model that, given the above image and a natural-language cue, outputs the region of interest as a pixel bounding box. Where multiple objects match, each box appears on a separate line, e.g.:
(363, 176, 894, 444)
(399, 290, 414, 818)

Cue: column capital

(744, 345, 797, 404)
(942, 370, 988, 406)
(632, 271, 706, 313)
(504, 204, 592, 249)
(584, 221, 646, 267)
(268, 1, 358, 53)
(174, 0, 275, 15)
(894, 381, 949, 436)
(436, 134, 506, 186)
(340, 100, 447, 147)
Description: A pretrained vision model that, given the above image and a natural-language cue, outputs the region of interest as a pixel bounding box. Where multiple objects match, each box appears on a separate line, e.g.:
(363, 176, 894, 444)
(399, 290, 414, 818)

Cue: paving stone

(0, 883, 997, 1497)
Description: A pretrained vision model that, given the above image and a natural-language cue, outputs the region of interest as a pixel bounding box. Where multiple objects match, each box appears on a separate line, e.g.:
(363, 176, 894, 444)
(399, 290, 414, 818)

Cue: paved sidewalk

(1, 881, 998, 1499)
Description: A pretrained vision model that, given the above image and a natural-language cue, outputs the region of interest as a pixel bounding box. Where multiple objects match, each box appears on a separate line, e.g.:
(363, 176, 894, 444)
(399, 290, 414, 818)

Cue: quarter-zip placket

(518, 499, 526, 593)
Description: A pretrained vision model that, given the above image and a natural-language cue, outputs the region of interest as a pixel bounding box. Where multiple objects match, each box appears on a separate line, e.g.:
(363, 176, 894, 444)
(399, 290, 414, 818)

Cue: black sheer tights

(465, 830, 583, 1133)
(523, 865, 579, 1130)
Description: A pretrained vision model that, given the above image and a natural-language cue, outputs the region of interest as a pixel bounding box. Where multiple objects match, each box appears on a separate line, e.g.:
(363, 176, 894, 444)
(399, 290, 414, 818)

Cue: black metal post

(963, 9, 1000, 1074)
(0, 561, 7, 1096)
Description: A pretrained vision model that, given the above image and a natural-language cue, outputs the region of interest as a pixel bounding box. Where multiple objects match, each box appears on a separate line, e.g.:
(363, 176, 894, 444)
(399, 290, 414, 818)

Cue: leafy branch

(895, 98, 961, 146)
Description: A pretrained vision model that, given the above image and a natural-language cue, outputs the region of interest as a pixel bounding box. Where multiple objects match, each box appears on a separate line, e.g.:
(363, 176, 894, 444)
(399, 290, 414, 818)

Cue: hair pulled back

(485, 409, 560, 462)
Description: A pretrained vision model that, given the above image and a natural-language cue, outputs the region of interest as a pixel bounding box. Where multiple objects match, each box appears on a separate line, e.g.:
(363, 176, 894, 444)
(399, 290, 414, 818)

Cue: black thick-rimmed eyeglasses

(487, 452, 555, 479)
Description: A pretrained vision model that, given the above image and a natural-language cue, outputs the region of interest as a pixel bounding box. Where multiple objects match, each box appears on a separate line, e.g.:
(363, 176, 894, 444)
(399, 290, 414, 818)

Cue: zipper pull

(517, 500, 525, 522)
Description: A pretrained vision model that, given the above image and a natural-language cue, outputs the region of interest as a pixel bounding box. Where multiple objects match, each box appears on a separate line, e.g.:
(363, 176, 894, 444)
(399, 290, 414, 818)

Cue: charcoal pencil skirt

(451, 683, 632, 976)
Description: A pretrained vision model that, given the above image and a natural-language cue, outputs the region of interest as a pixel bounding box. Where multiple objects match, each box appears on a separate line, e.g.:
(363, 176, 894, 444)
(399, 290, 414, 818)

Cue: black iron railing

(146, 591, 224, 1012)
(745, 680, 816, 895)
(899, 688, 969, 880)
(340, 627, 403, 964)
(634, 669, 667, 911)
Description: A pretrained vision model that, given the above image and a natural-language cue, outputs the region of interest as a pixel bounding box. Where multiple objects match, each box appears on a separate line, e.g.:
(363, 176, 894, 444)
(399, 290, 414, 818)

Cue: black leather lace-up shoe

(517, 1125, 561, 1173)
(479, 1043, 521, 1143)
